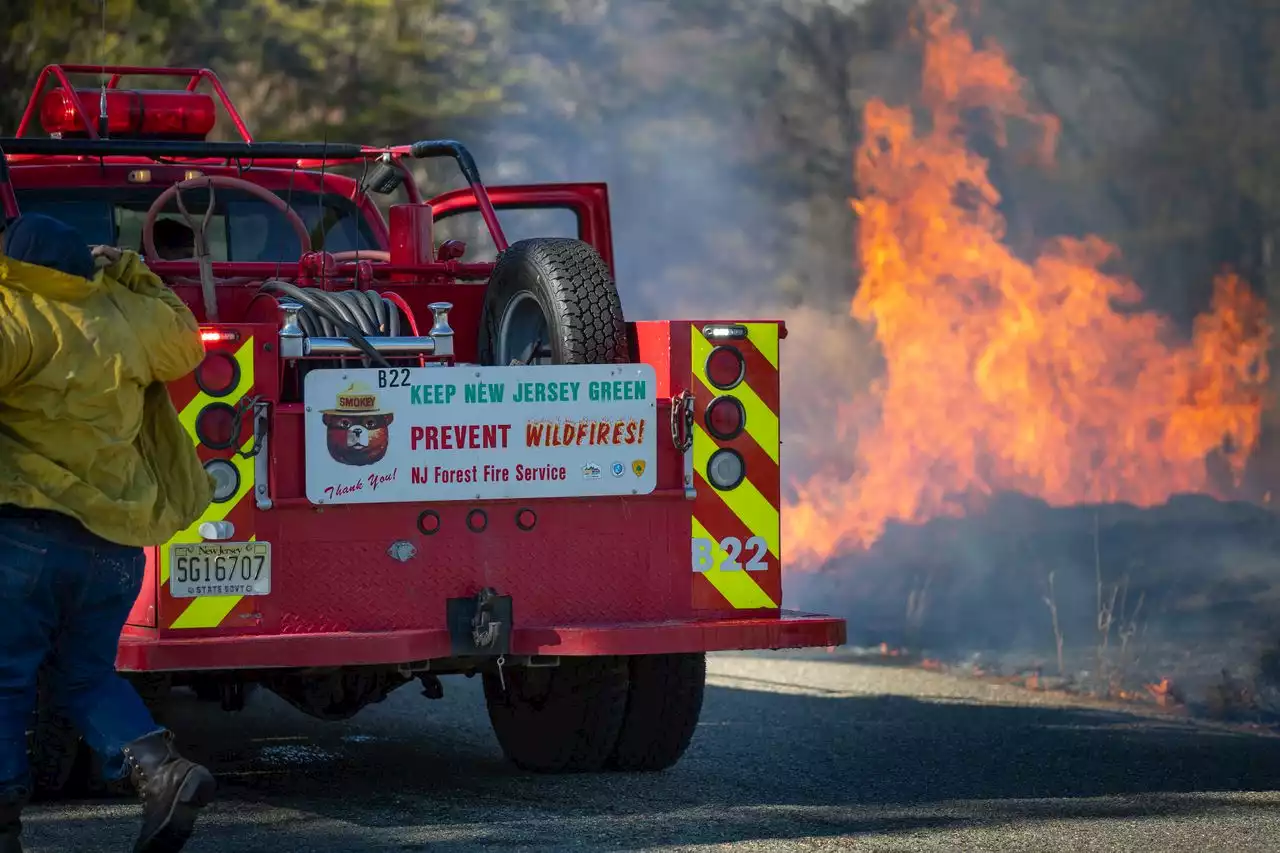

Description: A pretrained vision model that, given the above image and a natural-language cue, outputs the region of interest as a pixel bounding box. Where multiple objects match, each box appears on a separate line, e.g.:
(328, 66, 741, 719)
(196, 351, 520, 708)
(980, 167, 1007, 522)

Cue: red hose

(379, 291, 425, 366)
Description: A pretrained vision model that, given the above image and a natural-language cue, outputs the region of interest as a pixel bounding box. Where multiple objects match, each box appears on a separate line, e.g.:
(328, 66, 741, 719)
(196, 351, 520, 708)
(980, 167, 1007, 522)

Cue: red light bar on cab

(40, 88, 216, 140)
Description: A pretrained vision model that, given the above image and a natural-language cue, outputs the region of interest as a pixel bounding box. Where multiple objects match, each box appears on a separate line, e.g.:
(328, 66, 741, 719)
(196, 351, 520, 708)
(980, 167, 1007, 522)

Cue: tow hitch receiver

(447, 587, 512, 656)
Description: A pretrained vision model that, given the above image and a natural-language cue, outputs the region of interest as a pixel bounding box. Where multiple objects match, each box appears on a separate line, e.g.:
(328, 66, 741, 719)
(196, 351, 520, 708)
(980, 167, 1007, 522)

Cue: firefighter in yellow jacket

(0, 213, 215, 853)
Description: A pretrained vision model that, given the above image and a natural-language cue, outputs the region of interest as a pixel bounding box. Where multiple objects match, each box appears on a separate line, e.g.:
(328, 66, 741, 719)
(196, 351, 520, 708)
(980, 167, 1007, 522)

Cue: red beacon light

(39, 87, 216, 140)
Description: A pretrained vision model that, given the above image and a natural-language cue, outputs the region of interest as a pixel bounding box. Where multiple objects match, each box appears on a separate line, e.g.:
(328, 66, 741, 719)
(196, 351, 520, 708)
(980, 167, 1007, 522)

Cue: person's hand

(90, 245, 122, 268)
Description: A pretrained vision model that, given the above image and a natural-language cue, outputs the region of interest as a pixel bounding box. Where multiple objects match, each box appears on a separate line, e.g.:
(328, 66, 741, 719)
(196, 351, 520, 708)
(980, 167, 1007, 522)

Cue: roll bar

(0, 138, 366, 160)
(0, 136, 508, 251)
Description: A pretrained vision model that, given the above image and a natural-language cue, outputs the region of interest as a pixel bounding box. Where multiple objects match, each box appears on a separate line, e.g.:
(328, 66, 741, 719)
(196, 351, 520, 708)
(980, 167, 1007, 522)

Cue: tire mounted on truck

(476, 238, 707, 772)
(478, 237, 628, 366)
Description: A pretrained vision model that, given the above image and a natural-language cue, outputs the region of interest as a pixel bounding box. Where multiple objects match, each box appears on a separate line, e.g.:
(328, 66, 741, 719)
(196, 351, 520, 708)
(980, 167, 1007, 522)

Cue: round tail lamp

(705, 396, 746, 441)
(706, 448, 746, 491)
(196, 403, 241, 450)
(204, 459, 240, 503)
(195, 352, 240, 397)
(705, 346, 745, 390)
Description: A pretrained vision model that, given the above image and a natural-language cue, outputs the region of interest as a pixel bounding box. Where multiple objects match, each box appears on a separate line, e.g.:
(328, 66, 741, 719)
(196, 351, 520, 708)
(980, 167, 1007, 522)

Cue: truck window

(12, 187, 381, 262)
(435, 206, 580, 263)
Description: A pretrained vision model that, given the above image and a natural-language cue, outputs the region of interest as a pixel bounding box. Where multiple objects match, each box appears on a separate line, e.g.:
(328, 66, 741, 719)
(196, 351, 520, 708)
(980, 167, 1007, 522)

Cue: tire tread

(484, 656, 629, 773)
(480, 237, 628, 365)
(607, 653, 706, 772)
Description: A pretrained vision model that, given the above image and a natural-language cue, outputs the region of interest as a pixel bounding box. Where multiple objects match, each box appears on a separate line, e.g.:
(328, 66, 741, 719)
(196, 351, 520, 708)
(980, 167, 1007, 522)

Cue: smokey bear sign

(303, 364, 658, 504)
(321, 387, 395, 466)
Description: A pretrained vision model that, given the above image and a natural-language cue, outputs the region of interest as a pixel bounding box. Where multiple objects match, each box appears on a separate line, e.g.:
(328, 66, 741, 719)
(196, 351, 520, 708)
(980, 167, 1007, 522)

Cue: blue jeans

(0, 510, 162, 798)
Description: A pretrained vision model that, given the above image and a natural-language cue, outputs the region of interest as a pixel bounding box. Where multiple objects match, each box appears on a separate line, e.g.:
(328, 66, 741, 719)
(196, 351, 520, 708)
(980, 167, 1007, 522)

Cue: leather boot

(122, 731, 215, 853)
(0, 793, 24, 853)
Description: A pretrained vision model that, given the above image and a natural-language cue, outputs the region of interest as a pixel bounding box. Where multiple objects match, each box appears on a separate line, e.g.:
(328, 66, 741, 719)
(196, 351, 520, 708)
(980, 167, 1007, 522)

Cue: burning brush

(783, 0, 1271, 567)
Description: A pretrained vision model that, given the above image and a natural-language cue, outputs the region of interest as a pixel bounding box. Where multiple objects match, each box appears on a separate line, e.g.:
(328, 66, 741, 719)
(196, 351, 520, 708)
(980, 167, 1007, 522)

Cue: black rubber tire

(483, 656, 630, 773)
(607, 653, 706, 772)
(478, 237, 628, 366)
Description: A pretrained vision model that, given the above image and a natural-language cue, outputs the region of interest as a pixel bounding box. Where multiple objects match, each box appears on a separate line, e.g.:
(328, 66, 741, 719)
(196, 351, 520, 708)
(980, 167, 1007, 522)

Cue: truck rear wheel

(607, 653, 706, 771)
(478, 237, 628, 366)
(482, 656, 629, 773)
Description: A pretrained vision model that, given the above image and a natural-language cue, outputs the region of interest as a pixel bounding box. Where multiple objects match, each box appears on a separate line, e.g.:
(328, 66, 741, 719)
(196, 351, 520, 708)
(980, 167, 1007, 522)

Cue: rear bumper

(116, 611, 846, 672)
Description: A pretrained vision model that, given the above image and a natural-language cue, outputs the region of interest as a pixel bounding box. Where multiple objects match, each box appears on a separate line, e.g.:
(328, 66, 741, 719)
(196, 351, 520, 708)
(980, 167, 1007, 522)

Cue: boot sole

(134, 766, 216, 853)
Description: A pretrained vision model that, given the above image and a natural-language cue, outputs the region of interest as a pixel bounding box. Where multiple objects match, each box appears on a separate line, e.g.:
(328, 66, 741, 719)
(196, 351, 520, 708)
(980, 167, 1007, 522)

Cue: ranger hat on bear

(322, 382, 393, 417)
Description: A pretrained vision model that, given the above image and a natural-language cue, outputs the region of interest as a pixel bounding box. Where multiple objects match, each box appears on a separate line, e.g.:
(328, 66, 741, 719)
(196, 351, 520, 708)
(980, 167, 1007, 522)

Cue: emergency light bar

(40, 88, 216, 140)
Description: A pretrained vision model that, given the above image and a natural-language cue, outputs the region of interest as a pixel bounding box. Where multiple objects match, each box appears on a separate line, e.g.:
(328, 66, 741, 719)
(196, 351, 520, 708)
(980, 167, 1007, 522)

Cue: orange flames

(785, 0, 1271, 566)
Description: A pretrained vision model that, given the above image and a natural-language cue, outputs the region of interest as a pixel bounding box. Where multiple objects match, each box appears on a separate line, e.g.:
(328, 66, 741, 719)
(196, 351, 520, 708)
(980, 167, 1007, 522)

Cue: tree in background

(5, 0, 1278, 376)
(1, 0, 518, 145)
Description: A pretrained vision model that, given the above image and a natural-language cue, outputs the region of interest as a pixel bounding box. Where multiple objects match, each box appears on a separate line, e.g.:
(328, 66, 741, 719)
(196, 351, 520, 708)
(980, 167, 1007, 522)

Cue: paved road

(19, 651, 1280, 852)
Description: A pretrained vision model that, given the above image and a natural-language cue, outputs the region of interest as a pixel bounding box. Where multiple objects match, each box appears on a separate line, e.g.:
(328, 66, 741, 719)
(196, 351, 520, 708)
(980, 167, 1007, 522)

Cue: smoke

(451, 0, 906, 504)
(453, 0, 913, 322)
(448, 1, 1280, 711)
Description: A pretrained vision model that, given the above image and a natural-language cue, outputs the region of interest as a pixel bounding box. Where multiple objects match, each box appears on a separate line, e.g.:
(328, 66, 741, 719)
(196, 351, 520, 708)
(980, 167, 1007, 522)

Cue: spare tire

(478, 237, 628, 366)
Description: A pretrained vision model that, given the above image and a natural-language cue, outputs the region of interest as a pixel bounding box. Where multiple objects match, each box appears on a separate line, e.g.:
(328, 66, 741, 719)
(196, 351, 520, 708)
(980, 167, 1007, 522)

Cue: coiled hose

(257, 280, 399, 369)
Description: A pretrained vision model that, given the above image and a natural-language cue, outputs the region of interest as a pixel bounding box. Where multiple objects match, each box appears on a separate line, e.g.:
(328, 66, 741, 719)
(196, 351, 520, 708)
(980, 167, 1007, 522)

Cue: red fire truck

(0, 65, 845, 796)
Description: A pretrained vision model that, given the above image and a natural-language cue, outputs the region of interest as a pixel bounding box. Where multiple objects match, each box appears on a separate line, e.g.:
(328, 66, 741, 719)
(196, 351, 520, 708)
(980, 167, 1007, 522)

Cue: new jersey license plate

(169, 541, 271, 598)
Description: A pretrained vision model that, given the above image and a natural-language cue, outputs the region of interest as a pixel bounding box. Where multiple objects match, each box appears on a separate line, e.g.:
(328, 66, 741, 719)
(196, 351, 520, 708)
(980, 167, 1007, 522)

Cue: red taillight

(705, 396, 745, 441)
(195, 352, 239, 397)
(200, 329, 241, 344)
(39, 88, 216, 139)
(195, 403, 241, 450)
(705, 346, 744, 390)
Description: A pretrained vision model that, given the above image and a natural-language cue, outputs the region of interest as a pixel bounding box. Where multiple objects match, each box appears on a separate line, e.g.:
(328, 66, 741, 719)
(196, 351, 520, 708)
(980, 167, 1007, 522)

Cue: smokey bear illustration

(322, 383, 395, 466)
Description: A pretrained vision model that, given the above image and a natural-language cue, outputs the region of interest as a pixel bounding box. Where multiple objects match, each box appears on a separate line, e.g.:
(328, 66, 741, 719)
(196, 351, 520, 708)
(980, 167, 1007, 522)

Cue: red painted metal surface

(182, 334, 688, 646)
(116, 612, 846, 671)
(127, 552, 159, 629)
(389, 203, 435, 266)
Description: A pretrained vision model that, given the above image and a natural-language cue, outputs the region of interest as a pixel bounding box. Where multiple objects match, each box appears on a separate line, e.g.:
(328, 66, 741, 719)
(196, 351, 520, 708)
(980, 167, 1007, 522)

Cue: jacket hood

(0, 213, 101, 301)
